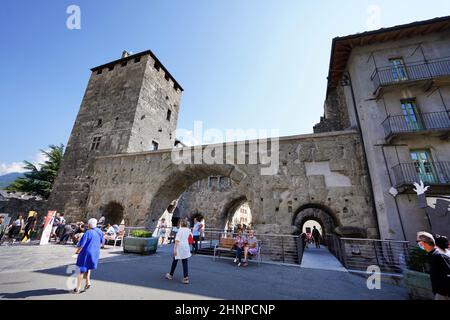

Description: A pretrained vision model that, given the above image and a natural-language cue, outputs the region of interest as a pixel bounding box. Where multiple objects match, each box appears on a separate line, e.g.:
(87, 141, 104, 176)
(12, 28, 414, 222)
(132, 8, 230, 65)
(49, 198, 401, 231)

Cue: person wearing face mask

(416, 231, 450, 300)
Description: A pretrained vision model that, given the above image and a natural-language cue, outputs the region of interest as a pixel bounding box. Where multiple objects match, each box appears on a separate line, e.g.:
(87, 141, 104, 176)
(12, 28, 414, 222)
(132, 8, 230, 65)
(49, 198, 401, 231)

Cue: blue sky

(1, 0, 449, 174)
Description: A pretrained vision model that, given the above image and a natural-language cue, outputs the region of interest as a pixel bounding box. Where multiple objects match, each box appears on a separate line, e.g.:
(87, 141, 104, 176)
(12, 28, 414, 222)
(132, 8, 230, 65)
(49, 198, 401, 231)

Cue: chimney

(122, 50, 130, 58)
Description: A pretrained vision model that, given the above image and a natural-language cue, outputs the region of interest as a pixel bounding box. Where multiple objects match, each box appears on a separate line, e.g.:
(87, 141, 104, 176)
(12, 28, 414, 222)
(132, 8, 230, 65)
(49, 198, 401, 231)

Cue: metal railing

(202, 230, 301, 265)
(392, 161, 450, 187)
(371, 58, 450, 91)
(382, 111, 450, 138)
(325, 235, 410, 274)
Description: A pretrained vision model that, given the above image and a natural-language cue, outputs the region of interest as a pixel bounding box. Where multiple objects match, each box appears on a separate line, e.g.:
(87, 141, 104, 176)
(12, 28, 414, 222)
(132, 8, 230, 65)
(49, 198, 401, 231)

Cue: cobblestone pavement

(0, 243, 408, 300)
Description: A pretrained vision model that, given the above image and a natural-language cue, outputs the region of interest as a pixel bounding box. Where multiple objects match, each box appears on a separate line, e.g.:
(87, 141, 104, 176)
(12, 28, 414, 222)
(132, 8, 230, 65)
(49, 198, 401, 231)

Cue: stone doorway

(292, 204, 340, 239)
(102, 201, 125, 225)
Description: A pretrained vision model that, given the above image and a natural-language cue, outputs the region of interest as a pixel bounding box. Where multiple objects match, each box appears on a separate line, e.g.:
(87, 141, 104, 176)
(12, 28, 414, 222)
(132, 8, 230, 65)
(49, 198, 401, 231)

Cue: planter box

(123, 236, 158, 255)
(403, 269, 434, 300)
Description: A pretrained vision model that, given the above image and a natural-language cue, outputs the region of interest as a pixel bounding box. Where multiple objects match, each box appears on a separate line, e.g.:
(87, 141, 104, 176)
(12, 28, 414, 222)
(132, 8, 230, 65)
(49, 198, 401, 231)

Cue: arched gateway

(81, 132, 379, 238)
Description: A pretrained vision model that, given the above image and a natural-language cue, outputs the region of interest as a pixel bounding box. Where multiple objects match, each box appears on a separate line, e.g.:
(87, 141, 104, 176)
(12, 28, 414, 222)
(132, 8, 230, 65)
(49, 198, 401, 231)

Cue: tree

(7, 144, 64, 199)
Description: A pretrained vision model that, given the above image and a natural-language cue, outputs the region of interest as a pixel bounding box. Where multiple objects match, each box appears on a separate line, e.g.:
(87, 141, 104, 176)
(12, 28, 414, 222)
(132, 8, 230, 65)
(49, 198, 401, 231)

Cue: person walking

(416, 231, 450, 300)
(158, 218, 168, 246)
(192, 217, 202, 253)
(312, 226, 321, 248)
(71, 218, 104, 294)
(165, 219, 191, 284)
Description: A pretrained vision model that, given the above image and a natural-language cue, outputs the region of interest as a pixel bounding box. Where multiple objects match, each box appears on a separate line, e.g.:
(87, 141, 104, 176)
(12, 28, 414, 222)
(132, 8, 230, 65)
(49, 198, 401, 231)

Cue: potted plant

(123, 230, 158, 255)
(403, 246, 433, 300)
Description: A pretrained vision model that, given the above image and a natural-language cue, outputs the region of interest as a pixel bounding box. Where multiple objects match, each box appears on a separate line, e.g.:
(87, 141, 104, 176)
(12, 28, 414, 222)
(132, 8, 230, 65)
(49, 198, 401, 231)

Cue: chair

(113, 224, 126, 247)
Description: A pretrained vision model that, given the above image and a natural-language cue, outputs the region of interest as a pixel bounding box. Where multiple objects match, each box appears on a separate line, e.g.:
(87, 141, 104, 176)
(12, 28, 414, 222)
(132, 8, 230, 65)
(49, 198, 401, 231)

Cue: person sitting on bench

(233, 230, 247, 266)
(242, 230, 258, 267)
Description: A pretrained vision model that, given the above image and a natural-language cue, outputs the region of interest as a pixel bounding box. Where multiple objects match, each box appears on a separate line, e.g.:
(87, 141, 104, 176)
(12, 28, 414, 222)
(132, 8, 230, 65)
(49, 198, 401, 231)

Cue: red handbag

(188, 233, 194, 245)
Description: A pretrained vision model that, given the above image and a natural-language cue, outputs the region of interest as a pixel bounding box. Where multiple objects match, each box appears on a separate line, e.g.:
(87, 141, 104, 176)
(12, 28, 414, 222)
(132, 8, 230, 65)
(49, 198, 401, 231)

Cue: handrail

(340, 237, 410, 243)
(371, 58, 450, 91)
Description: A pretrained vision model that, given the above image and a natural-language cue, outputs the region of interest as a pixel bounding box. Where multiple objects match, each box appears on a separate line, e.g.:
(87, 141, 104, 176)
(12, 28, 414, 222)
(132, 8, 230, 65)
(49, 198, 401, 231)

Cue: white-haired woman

(71, 218, 104, 293)
(165, 219, 192, 284)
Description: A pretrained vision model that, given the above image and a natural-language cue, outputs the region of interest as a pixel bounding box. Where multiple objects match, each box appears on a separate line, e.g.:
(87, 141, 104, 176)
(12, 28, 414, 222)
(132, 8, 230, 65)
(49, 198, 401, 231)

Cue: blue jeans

(235, 247, 243, 263)
(170, 258, 188, 278)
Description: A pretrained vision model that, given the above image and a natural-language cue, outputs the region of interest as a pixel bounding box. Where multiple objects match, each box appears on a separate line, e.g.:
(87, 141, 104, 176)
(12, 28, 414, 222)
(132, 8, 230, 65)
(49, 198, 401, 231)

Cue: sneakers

(237, 262, 241, 267)
(233, 258, 238, 263)
(166, 273, 189, 284)
(165, 273, 173, 280)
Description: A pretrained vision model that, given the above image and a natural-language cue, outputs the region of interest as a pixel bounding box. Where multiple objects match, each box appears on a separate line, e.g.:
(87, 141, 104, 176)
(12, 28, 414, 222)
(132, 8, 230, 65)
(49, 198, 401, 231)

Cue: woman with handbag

(165, 219, 192, 284)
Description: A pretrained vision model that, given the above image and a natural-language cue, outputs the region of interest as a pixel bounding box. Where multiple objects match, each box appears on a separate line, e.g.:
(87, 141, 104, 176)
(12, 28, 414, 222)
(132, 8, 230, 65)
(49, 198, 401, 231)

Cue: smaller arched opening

(221, 196, 252, 231)
(102, 201, 125, 225)
(292, 204, 340, 238)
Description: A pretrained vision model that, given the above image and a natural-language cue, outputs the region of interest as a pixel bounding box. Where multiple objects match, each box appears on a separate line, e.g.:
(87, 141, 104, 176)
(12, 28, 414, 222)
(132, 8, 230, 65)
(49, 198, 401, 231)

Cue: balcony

(371, 58, 450, 95)
(392, 162, 450, 188)
(382, 111, 450, 142)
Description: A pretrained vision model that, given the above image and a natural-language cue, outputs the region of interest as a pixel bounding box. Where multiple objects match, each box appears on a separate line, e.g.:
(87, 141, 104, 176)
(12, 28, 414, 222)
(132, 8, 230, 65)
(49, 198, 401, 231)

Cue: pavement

(0, 242, 408, 300)
(301, 245, 348, 272)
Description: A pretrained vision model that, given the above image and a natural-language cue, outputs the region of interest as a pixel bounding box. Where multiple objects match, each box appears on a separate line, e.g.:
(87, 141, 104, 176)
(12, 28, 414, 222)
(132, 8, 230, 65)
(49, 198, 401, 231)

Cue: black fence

(392, 161, 450, 187)
(202, 230, 301, 265)
(325, 235, 410, 274)
(382, 111, 450, 138)
(371, 58, 450, 91)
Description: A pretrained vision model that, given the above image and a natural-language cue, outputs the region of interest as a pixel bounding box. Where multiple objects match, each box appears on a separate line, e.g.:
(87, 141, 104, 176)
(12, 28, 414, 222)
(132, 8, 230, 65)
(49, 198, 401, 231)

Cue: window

(164, 73, 170, 81)
(91, 136, 101, 151)
(97, 69, 102, 75)
(151, 141, 159, 151)
(134, 57, 141, 63)
(166, 109, 172, 121)
(390, 58, 408, 81)
(401, 99, 422, 131)
(410, 150, 437, 184)
(108, 65, 114, 71)
(154, 62, 161, 71)
(96, 119, 103, 127)
(121, 61, 128, 67)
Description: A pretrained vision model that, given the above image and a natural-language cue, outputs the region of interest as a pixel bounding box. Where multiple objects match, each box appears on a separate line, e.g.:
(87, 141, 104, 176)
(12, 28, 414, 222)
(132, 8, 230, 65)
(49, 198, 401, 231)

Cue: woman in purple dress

(71, 218, 104, 293)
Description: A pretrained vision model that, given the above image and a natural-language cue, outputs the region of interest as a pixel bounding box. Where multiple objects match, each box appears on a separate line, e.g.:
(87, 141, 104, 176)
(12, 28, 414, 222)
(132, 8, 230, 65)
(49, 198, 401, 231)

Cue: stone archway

(292, 204, 340, 237)
(102, 201, 125, 225)
(221, 196, 249, 228)
(144, 164, 254, 229)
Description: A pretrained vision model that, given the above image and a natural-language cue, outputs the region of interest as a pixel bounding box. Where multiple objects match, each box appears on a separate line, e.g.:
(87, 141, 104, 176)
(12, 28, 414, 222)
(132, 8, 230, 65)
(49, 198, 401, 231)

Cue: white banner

(40, 211, 56, 245)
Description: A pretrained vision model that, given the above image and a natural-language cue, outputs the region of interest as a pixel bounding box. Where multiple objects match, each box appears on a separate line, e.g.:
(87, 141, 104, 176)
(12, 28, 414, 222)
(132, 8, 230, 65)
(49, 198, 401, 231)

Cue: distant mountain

(0, 172, 25, 189)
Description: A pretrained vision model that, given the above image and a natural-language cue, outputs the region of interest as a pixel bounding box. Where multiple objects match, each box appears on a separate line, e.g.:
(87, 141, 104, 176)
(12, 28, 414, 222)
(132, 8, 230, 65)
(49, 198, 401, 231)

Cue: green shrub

(130, 230, 153, 238)
(407, 246, 430, 273)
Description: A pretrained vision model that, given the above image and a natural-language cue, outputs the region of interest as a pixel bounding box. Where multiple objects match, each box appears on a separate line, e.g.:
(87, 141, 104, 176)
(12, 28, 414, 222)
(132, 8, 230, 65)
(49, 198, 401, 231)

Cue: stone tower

(48, 50, 183, 221)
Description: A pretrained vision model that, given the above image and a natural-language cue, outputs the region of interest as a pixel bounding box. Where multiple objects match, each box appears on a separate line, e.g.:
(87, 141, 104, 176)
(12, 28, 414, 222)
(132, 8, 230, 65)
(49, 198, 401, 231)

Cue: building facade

(315, 16, 450, 242)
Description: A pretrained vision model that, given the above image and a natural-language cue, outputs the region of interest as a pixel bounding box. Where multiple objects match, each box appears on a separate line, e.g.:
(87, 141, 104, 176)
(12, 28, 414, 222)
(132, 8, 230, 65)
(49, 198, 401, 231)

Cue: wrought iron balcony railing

(371, 58, 450, 92)
(382, 111, 450, 139)
(392, 162, 450, 187)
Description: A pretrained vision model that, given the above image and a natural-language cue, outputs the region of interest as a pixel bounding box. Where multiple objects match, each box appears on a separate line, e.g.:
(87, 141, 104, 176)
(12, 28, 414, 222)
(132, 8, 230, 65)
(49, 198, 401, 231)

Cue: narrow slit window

(151, 141, 159, 151)
(167, 109, 172, 121)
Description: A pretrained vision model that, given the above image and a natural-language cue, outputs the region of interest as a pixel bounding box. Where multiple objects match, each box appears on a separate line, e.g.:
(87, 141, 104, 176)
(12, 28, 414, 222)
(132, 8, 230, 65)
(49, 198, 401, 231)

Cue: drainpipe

(342, 71, 380, 239)
(379, 144, 407, 241)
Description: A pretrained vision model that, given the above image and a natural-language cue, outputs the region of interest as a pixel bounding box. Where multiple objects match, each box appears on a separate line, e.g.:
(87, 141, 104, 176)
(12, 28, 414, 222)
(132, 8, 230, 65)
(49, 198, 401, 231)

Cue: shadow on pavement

(1, 288, 68, 299)
(26, 250, 409, 300)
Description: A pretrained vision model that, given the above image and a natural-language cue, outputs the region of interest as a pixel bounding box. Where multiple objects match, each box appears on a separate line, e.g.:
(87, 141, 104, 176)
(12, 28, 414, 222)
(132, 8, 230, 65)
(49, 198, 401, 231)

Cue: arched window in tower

(167, 109, 172, 121)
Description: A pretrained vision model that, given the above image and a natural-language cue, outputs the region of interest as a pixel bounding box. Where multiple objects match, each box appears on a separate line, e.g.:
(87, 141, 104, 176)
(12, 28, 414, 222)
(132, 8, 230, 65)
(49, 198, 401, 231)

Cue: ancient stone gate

(85, 131, 379, 237)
